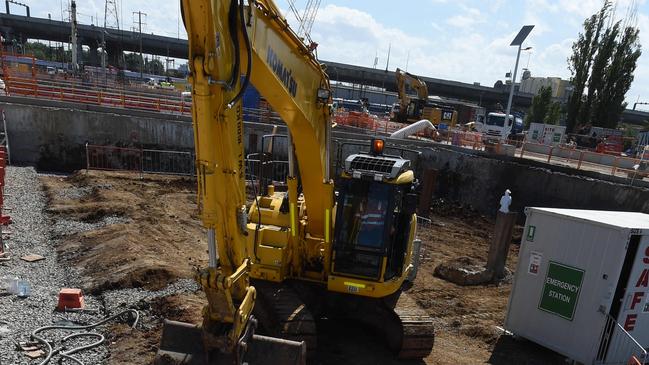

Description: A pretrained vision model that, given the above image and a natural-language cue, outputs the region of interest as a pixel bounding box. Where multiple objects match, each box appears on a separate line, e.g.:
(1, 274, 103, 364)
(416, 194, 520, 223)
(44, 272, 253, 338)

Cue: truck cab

(480, 112, 514, 143)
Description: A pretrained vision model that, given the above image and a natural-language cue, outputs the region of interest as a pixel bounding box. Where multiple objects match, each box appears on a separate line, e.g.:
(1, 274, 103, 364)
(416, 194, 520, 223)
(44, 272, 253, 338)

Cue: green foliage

(544, 102, 561, 125)
(566, 0, 642, 131)
(146, 59, 164, 75)
(525, 86, 553, 127)
(124, 53, 143, 72)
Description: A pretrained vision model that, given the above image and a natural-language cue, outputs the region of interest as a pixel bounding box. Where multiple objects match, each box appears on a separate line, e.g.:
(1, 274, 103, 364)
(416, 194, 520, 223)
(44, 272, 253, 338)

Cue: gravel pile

(0, 167, 200, 364)
(54, 186, 94, 201)
(102, 279, 199, 331)
(51, 215, 131, 238)
(0, 167, 136, 364)
(0, 167, 103, 364)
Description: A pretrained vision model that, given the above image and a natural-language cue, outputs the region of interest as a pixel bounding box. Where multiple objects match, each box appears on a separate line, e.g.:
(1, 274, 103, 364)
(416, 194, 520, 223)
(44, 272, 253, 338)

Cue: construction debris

(24, 349, 45, 359)
(20, 253, 44, 262)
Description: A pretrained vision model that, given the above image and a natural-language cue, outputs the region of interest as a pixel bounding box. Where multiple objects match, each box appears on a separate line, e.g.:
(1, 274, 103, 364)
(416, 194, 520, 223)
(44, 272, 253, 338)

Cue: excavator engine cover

(154, 319, 306, 365)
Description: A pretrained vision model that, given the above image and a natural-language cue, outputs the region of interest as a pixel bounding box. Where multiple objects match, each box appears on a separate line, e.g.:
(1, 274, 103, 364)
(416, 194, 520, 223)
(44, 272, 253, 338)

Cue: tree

(146, 59, 164, 75)
(566, 4, 608, 132)
(544, 102, 562, 125)
(566, 1, 642, 131)
(595, 26, 642, 128)
(24, 42, 49, 60)
(124, 53, 143, 72)
(525, 86, 553, 126)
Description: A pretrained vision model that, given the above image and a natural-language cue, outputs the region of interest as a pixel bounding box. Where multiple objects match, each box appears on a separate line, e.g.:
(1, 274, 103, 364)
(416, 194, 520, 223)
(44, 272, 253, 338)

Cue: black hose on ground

(30, 309, 138, 365)
(59, 333, 106, 365)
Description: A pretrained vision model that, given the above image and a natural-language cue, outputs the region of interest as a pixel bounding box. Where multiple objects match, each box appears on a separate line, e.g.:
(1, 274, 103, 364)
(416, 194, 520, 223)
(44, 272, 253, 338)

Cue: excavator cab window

(333, 179, 409, 281)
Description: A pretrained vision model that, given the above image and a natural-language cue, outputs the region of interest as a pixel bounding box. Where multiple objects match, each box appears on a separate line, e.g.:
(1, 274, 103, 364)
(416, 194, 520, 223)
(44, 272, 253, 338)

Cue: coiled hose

(30, 309, 139, 365)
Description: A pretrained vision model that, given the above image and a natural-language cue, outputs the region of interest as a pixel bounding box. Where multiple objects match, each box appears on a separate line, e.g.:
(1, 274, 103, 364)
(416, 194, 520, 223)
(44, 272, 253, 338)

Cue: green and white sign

(527, 225, 536, 241)
(538, 261, 585, 321)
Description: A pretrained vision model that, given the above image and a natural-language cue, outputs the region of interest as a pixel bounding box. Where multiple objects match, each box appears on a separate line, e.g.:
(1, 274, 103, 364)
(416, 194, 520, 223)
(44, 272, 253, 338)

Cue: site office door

(612, 234, 649, 353)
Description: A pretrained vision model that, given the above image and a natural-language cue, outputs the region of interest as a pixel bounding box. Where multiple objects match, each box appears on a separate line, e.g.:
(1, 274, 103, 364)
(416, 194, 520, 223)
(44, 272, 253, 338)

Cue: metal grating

(349, 156, 395, 174)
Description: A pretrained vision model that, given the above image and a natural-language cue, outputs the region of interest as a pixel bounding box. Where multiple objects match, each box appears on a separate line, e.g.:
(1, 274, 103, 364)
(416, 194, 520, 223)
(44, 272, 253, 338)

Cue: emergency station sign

(538, 261, 585, 321)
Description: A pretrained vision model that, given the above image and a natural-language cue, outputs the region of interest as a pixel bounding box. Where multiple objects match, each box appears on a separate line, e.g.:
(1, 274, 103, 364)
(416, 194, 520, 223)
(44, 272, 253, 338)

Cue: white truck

(476, 112, 515, 143)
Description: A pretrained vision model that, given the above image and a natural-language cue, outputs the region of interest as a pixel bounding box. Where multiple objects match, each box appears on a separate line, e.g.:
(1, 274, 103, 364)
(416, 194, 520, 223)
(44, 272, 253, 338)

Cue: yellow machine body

(162, 0, 434, 363)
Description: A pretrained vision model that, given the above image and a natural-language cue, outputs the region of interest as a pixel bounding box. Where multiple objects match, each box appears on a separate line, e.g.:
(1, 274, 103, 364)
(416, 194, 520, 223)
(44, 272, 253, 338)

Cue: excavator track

(252, 280, 434, 360)
(390, 292, 435, 359)
(326, 289, 435, 360)
(252, 280, 318, 357)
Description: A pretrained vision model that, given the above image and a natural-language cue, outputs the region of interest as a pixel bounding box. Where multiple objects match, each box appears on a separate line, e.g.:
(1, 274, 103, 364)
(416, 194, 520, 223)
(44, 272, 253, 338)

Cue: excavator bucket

(154, 320, 307, 365)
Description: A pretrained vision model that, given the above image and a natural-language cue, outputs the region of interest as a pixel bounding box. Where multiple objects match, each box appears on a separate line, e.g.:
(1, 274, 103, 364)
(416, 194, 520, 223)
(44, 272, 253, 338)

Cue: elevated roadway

(0, 12, 647, 123)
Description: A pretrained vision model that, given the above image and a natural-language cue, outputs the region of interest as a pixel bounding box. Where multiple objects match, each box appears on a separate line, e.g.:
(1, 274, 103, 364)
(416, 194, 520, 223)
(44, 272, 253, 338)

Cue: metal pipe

(287, 132, 295, 178)
(207, 228, 218, 267)
(325, 117, 331, 181)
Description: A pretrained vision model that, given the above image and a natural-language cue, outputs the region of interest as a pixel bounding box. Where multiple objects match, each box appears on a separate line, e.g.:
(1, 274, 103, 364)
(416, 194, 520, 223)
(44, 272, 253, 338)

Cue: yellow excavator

(154, 1, 434, 364)
(392, 68, 458, 127)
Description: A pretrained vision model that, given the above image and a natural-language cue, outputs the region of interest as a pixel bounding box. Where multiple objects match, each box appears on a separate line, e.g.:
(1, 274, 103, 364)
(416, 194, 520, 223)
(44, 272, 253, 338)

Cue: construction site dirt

(40, 170, 566, 364)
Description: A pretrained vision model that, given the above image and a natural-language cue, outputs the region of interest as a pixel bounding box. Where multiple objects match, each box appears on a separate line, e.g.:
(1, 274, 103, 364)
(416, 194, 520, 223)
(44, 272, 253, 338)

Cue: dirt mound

(42, 170, 207, 293)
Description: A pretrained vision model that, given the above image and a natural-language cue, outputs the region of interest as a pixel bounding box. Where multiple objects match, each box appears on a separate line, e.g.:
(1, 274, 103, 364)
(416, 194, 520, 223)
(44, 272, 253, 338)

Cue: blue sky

(24, 0, 649, 109)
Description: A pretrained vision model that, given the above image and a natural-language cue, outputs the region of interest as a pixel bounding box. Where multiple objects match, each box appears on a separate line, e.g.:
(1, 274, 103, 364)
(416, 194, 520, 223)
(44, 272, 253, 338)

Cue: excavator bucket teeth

(154, 319, 307, 365)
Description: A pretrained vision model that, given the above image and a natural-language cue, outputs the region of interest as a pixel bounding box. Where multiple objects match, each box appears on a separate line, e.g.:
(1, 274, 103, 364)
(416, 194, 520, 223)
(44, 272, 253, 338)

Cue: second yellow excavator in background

(392, 68, 458, 128)
(154, 1, 435, 364)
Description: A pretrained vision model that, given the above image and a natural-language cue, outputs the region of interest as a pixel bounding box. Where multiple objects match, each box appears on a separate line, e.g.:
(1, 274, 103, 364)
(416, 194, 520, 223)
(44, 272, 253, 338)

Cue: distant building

(519, 74, 572, 100)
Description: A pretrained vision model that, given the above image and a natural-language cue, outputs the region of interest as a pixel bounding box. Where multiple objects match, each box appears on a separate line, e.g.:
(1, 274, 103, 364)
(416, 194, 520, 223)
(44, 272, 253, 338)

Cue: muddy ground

(41, 170, 565, 364)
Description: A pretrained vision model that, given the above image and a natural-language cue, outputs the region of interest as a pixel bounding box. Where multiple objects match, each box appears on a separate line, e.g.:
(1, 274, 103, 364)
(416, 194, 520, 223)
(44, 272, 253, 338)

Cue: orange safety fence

(4, 75, 192, 115)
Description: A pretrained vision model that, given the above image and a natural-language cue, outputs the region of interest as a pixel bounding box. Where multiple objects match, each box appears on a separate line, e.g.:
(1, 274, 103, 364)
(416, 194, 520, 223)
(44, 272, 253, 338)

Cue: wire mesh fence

(85, 144, 194, 176)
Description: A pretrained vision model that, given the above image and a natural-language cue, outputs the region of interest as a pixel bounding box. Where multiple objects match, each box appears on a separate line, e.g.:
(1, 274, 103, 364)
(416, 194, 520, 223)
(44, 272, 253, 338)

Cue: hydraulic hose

(227, 0, 253, 109)
(59, 333, 106, 365)
(227, 0, 241, 92)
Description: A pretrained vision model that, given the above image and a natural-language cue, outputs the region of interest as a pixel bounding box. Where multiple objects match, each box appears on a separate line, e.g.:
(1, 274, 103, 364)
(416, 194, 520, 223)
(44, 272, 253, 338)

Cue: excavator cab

(332, 139, 418, 283)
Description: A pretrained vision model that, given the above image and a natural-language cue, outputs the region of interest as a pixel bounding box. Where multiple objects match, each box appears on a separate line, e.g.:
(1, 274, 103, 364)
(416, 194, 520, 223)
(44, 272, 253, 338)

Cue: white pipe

(389, 119, 436, 139)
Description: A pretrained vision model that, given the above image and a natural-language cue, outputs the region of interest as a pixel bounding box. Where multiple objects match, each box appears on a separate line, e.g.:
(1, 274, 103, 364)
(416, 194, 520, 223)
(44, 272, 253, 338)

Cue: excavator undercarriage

(155, 281, 433, 365)
(258, 281, 435, 360)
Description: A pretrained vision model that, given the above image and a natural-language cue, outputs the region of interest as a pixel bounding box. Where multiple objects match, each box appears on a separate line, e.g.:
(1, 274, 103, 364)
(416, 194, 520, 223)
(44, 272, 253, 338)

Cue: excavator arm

(155, 0, 332, 364)
(395, 67, 429, 107)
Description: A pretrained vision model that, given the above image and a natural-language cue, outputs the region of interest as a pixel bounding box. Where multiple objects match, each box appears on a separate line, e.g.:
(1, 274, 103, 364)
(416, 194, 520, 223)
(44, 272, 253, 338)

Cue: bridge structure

(0, 12, 647, 124)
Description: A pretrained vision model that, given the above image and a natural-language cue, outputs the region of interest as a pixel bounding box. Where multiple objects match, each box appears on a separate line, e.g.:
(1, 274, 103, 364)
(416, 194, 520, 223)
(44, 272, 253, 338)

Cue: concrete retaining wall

(0, 98, 282, 171)
(2, 100, 194, 171)
(3, 97, 649, 218)
(419, 146, 649, 216)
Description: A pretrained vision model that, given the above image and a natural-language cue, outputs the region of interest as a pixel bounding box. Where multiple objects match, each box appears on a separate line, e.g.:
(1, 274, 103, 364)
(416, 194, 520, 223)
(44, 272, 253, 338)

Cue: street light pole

(504, 25, 534, 125)
(504, 44, 522, 124)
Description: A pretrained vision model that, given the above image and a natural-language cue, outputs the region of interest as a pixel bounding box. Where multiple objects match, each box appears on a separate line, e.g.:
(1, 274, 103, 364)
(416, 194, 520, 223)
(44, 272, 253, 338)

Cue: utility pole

(103, 0, 120, 82)
(133, 10, 146, 80)
(385, 42, 391, 72)
(70, 0, 78, 74)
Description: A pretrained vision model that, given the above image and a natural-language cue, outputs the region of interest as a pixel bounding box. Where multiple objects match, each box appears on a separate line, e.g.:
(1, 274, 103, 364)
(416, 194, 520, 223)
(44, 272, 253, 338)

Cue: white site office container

(505, 208, 649, 365)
